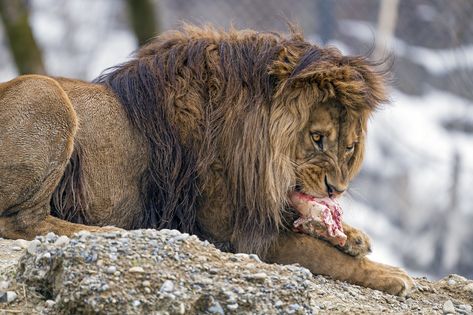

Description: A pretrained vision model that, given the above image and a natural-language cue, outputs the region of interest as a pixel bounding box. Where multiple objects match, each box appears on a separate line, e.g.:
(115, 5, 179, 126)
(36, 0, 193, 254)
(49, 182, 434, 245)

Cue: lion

(0, 25, 414, 296)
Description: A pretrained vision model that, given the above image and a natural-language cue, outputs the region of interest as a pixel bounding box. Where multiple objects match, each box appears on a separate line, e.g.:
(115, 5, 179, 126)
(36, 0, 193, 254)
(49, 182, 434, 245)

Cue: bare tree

(375, 0, 400, 59)
(0, 0, 45, 74)
(126, 0, 161, 46)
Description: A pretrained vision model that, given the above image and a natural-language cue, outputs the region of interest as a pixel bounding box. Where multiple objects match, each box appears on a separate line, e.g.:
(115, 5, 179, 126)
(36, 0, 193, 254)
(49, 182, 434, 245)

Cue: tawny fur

(0, 25, 414, 296)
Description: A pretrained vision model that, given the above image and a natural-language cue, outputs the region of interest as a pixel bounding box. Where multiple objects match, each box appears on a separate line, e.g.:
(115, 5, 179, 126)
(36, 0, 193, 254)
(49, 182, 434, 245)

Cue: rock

(0, 281, 9, 290)
(249, 254, 262, 262)
(54, 235, 70, 247)
(7, 291, 17, 303)
(105, 266, 117, 274)
(458, 304, 472, 315)
(0, 291, 18, 303)
(464, 283, 473, 294)
(76, 230, 91, 237)
(227, 303, 238, 310)
(208, 300, 224, 315)
(129, 266, 145, 273)
(234, 253, 250, 259)
(27, 239, 41, 255)
(0, 229, 469, 315)
(443, 300, 456, 314)
(289, 303, 301, 311)
(45, 232, 57, 242)
(160, 280, 174, 292)
(245, 272, 268, 283)
(448, 279, 457, 286)
(13, 239, 30, 249)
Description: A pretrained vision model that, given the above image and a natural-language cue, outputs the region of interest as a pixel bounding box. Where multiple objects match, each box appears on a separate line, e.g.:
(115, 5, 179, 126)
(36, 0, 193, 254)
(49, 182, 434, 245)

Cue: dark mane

(93, 26, 287, 251)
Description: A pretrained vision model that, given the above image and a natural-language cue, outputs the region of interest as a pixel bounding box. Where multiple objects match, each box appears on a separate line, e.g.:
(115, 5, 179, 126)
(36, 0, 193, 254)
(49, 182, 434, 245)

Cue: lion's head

(267, 43, 387, 202)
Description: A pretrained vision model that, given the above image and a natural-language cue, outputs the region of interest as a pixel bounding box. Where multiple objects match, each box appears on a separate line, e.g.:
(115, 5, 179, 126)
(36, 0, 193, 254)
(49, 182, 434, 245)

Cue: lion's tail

(50, 142, 90, 224)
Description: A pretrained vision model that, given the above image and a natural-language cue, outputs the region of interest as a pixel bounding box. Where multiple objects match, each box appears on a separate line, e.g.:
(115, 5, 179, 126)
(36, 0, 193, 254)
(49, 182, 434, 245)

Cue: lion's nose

(325, 176, 346, 198)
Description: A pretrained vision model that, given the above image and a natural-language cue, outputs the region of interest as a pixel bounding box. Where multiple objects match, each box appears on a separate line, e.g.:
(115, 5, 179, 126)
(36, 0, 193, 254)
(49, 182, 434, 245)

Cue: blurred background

(1, 0, 472, 280)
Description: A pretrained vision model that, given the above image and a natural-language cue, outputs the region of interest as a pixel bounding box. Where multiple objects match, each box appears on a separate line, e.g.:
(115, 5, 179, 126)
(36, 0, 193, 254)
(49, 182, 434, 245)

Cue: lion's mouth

(289, 191, 347, 246)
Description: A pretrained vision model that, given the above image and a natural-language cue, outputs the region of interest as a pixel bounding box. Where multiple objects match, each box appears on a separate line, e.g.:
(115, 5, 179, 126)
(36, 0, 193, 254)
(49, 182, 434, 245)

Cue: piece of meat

(289, 192, 347, 246)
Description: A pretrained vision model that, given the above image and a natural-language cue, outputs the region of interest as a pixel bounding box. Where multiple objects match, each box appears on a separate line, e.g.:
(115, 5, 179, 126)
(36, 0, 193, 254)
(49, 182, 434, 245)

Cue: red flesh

(289, 192, 347, 246)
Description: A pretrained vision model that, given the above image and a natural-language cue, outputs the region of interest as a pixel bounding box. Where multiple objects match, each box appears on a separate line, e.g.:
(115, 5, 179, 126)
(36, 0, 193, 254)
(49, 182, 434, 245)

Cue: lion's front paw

(337, 225, 371, 257)
(363, 261, 416, 296)
(379, 266, 415, 297)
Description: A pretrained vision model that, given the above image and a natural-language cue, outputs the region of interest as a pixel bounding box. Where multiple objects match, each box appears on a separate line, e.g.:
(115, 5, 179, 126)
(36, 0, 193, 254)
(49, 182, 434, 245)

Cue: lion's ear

(269, 46, 305, 81)
(346, 56, 389, 111)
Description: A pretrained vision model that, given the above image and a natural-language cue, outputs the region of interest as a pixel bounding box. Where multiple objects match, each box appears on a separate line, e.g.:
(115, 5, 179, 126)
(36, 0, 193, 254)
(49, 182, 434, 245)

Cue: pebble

(208, 301, 225, 314)
(227, 303, 238, 310)
(45, 300, 56, 307)
(0, 291, 18, 303)
(27, 239, 41, 255)
(458, 304, 472, 314)
(142, 280, 151, 287)
(45, 232, 57, 242)
(249, 254, 262, 262)
(160, 229, 181, 237)
(448, 279, 457, 286)
(11, 246, 22, 251)
(160, 280, 174, 292)
(443, 300, 456, 314)
(0, 281, 9, 290)
(77, 230, 91, 238)
(13, 239, 30, 249)
(105, 266, 117, 274)
(449, 274, 467, 282)
(289, 303, 301, 311)
(234, 253, 250, 259)
(6, 291, 17, 303)
(177, 303, 186, 314)
(169, 233, 190, 243)
(129, 266, 145, 273)
(54, 235, 70, 247)
(245, 272, 268, 283)
(464, 283, 473, 294)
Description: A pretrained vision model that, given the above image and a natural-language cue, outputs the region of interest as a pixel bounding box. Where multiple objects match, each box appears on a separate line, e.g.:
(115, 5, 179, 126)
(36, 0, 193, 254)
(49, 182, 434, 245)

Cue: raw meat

(289, 192, 347, 246)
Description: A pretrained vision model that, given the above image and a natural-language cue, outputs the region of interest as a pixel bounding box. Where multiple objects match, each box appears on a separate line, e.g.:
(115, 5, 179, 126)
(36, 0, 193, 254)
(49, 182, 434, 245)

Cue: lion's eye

(311, 133, 324, 150)
(346, 144, 355, 152)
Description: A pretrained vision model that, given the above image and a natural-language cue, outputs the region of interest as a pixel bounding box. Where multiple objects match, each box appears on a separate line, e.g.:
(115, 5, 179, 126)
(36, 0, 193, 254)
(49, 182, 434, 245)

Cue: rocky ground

(0, 230, 472, 314)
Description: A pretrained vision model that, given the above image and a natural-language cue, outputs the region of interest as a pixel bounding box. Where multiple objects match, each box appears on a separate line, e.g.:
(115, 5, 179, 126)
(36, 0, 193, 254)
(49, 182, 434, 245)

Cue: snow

(339, 19, 473, 75)
(28, 0, 137, 80)
(367, 89, 473, 215)
(0, 18, 18, 81)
